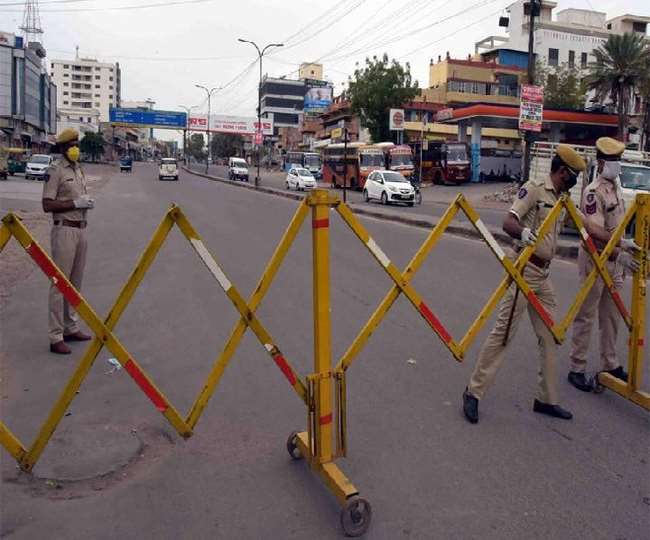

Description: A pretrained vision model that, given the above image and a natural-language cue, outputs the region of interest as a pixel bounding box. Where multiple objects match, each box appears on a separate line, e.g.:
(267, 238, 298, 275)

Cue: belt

(54, 219, 87, 229)
(527, 253, 551, 269)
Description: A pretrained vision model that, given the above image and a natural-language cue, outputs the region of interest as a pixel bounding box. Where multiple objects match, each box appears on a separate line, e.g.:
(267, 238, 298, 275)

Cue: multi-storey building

(50, 56, 121, 129)
(0, 31, 56, 150)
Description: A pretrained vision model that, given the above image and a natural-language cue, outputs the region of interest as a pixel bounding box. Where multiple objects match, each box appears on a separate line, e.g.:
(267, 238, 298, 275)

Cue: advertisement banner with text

(188, 114, 273, 135)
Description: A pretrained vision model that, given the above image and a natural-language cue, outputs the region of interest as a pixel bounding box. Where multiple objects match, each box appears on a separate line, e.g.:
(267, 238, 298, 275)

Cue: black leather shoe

(63, 331, 92, 342)
(604, 366, 628, 382)
(50, 341, 71, 355)
(533, 399, 572, 420)
(568, 371, 592, 392)
(462, 388, 479, 424)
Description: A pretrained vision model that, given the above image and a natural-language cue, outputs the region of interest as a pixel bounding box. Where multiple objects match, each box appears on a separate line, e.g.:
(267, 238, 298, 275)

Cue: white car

(25, 154, 52, 180)
(158, 158, 179, 181)
(363, 170, 415, 206)
(286, 167, 317, 191)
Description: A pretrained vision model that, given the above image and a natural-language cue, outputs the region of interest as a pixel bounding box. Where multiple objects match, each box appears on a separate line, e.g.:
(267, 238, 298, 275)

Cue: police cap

(595, 137, 625, 160)
(556, 143, 586, 174)
(56, 128, 79, 145)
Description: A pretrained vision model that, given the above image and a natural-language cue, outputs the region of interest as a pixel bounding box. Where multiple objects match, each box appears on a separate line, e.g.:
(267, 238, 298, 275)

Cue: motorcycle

(410, 174, 422, 205)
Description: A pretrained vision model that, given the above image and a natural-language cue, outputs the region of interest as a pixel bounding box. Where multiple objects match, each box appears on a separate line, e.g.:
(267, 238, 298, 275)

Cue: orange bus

(375, 142, 415, 178)
(322, 143, 384, 189)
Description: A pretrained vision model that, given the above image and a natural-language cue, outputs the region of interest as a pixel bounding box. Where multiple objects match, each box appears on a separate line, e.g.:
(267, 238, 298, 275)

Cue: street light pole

(522, 0, 539, 183)
(195, 85, 220, 174)
(238, 38, 284, 188)
(179, 104, 197, 166)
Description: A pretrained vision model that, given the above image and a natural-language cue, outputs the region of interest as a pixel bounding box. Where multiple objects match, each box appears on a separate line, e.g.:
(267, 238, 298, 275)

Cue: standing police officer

(42, 128, 94, 354)
(567, 137, 641, 391)
(462, 144, 586, 424)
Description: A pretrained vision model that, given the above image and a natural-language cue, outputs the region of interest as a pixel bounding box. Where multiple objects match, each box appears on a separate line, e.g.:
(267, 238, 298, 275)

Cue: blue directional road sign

(109, 108, 187, 129)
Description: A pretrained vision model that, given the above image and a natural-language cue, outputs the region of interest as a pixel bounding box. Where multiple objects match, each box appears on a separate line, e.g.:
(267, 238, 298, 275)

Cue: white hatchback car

(286, 167, 317, 191)
(25, 154, 52, 180)
(158, 158, 179, 181)
(363, 170, 415, 206)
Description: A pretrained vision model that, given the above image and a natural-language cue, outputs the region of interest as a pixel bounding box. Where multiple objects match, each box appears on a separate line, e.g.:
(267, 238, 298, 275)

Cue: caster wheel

(340, 496, 372, 537)
(590, 373, 606, 394)
(286, 431, 302, 460)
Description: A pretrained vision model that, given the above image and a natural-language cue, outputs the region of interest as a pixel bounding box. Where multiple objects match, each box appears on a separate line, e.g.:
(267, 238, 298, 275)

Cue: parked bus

(322, 143, 384, 189)
(375, 142, 415, 178)
(284, 151, 322, 178)
(412, 141, 470, 184)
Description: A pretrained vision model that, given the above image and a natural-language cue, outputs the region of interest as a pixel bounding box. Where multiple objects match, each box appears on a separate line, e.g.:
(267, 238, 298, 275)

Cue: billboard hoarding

(304, 79, 333, 116)
(519, 85, 544, 132)
(109, 108, 187, 129)
(188, 114, 273, 135)
(389, 109, 405, 131)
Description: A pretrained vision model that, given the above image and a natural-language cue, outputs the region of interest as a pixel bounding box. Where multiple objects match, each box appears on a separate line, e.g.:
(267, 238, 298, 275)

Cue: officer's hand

(73, 195, 95, 209)
(619, 252, 640, 273)
(619, 237, 641, 254)
(521, 227, 538, 247)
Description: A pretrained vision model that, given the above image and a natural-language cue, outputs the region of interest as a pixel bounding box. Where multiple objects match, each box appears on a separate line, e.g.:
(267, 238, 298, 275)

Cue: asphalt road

(1, 162, 648, 540)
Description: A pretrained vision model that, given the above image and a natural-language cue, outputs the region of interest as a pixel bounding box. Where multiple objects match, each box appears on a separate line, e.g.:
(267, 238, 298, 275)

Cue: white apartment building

(50, 57, 121, 126)
(477, 1, 649, 69)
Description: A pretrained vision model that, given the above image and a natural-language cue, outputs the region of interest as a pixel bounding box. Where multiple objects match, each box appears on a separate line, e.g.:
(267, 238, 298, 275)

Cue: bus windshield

(304, 154, 321, 168)
(446, 144, 468, 163)
(360, 153, 384, 167)
(391, 154, 413, 167)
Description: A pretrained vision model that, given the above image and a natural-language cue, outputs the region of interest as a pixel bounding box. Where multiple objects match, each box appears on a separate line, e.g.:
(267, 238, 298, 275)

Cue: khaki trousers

(569, 248, 624, 373)
(48, 225, 87, 343)
(468, 263, 559, 405)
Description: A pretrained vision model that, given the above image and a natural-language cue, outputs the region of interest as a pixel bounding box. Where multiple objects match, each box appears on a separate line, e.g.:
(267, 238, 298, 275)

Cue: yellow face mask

(66, 146, 80, 162)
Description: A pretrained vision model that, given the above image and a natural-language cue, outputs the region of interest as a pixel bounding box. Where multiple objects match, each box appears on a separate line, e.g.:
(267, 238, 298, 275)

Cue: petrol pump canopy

(436, 104, 618, 130)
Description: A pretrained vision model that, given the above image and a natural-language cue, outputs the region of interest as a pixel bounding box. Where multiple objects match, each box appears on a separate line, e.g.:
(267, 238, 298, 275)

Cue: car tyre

(407, 202, 414, 207)
(381, 191, 388, 205)
(363, 190, 370, 203)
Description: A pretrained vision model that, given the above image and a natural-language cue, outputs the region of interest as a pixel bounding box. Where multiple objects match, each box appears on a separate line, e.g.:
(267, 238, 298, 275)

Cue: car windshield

(391, 154, 413, 167)
(162, 159, 176, 164)
(295, 168, 313, 177)
(360, 153, 384, 167)
(446, 144, 468, 163)
(304, 155, 320, 167)
(30, 155, 50, 164)
(383, 172, 409, 183)
(233, 160, 247, 168)
(620, 165, 650, 191)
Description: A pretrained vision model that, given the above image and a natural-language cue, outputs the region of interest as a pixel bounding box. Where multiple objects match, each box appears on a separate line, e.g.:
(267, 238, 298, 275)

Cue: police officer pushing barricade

(42, 128, 94, 354)
(567, 137, 642, 391)
(462, 144, 586, 424)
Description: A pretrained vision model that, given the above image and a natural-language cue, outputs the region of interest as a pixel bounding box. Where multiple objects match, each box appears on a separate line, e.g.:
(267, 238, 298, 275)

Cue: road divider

(1, 190, 646, 536)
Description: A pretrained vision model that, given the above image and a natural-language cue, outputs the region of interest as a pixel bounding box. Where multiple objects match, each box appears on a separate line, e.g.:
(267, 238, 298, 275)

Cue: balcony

(446, 79, 520, 105)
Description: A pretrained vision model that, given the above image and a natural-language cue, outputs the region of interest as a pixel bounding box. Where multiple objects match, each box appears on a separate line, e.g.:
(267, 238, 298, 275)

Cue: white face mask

(601, 161, 621, 180)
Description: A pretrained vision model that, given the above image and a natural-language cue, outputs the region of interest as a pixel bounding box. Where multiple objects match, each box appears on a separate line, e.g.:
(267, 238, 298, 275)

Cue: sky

(1, 0, 648, 142)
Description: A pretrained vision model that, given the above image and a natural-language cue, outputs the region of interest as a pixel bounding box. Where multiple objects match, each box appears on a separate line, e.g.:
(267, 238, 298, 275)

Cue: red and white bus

(322, 143, 384, 189)
(375, 143, 415, 178)
(412, 141, 471, 184)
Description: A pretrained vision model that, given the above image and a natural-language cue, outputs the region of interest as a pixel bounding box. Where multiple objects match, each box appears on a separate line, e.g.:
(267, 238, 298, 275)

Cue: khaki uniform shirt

(581, 175, 625, 233)
(42, 158, 88, 222)
(509, 176, 561, 261)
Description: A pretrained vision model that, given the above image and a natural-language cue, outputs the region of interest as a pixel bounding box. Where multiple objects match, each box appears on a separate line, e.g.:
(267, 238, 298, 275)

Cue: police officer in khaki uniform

(462, 144, 586, 424)
(43, 128, 94, 354)
(567, 137, 641, 391)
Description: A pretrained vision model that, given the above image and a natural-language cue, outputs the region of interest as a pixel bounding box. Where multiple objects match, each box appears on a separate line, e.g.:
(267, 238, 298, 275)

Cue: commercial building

(0, 31, 56, 150)
(50, 56, 121, 130)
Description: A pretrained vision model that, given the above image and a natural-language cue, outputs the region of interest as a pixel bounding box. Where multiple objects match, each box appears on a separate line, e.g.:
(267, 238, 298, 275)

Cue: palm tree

(587, 33, 650, 139)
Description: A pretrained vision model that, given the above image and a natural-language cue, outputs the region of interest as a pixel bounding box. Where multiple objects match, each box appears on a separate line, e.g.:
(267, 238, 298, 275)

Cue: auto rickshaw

(119, 155, 133, 173)
(1, 147, 29, 179)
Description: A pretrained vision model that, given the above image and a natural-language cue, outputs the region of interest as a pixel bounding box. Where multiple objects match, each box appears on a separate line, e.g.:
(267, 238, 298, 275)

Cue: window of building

(607, 23, 612, 29)
(95, 103, 100, 107)
(94, 94, 100, 97)
(63, 73, 69, 77)
(109, 67, 114, 72)
(548, 48, 559, 66)
(581, 52, 588, 69)
(633, 21, 647, 33)
(568, 50, 575, 68)
(63, 64, 69, 68)
(109, 95, 113, 99)
(95, 75, 100, 80)
(109, 85, 113, 90)
(95, 66, 100, 71)
(95, 84, 100, 88)
(63, 101, 69, 105)
(63, 91, 69, 95)
(64, 82, 69, 87)
(109, 76, 113, 81)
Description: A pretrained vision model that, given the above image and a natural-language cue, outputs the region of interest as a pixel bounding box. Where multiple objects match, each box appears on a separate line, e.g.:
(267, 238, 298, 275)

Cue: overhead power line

(0, 0, 216, 12)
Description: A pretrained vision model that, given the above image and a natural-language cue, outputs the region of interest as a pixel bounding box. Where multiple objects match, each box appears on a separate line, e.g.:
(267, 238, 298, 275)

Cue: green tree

(210, 133, 244, 158)
(187, 133, 205, 159)
(586, 32, 650, 138)
(80, 132, 105, 162)
(639, 52, 650, 151)
(535, 62, 587, 110)
(347, 54, 419, 143)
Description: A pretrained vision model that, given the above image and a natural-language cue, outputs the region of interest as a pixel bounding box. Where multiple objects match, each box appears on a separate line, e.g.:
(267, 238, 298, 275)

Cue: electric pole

(195, 85, 220, 174)
(522, 0, 539, 183)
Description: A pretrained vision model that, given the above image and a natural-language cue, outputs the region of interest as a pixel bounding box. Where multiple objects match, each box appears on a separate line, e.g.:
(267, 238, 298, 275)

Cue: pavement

(186, 162, 581, 259)
(1, 162, 648, 539)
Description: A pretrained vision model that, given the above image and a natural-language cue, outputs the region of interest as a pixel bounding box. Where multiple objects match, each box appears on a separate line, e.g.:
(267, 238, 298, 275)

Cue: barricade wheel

(340, 496, 372, 537)
(286, 431, 302, 460)
(590, 373, 606, 394)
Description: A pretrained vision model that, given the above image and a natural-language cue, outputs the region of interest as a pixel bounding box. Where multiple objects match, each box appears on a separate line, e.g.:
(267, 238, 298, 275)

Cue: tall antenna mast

(19, 0, 44, 43)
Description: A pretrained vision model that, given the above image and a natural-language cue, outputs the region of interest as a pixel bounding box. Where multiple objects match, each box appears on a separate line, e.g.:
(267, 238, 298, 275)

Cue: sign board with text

(389, 109, 405, 131)
(109, 108, 187, 129)
(331, 127, 343, 139)
(304, 79, 333, 116)
(188, 114, 273, 135)
(519, 85, 544, 132)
